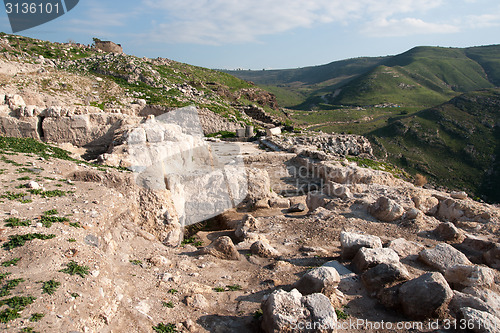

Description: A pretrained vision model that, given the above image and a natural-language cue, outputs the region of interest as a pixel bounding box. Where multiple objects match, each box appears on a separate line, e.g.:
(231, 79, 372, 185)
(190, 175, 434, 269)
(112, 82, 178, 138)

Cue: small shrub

(0, 296, 36, 310)
(59, 261, 90, 278)
(226, 284, 242, 291)
(130, 260, 142, 266)
(0, 278, 25, 297)
(0, 308, 21, 323)
(213, 287, 226, 292)
(253, 309, 263, 319)
(414, 173, 427, 187)
(40, 215, 69, 228)
(335, 308, 349, 320)
(167, 288, 178, 294)
(67, 238, 77, 243)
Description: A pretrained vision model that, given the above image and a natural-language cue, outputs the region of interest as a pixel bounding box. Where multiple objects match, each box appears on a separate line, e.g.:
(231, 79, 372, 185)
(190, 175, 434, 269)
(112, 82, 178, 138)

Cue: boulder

(265, 127, 281, 137)
(388, 238, 424, 258)
(412, 194, 439, 215)
(459, 307, 500, 333)
(352, 247, 400, 272)
(451, 191, 468, 200)
(322, 182, 352, 200)
(449, 291, 494, 316)
(368, 196, 405, 222)
(361, 263, 410, 292)
(436, 198, 465, 222)
(419, 243, 472, 273)
(444, 265, 495, 290)
(198, 236, 240, 260)
(462, 287, 500, 315)
(434, 222, 465, 242)
(288, 203, 306, 213)
(483, 244, 500, 269)
(293, 266, 340, 296)
(251, 240, 280, 258)
(398, 272, 453, 319)
(185, 294, 209, 310)
(261, 289, 336, 333)
(245, 168, 272, 206)
(306, 191, 330, 212)
(235, 214, 260, 241)
(340, 231, 382, 260)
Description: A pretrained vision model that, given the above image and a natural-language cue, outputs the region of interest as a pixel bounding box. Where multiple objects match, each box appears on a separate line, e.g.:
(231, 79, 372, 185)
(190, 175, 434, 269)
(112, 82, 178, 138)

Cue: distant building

(94, 40, 123, 54)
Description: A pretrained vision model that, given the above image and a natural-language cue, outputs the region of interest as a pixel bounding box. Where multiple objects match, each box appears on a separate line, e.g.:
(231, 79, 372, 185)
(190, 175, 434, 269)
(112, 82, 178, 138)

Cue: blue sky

(1, 0, 499, 69)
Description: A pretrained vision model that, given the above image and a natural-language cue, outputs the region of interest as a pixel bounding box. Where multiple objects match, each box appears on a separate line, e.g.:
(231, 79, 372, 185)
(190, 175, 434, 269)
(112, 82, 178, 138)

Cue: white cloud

(465, 13, 500, 28)
(140, 0, 467, 44)
(362, 17, 460, 37)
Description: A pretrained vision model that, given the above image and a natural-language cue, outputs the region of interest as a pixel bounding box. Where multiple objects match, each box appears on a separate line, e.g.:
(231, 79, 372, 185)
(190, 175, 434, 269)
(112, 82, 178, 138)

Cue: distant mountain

(226, 45, 500, 109)
(370, 88, 500, 202)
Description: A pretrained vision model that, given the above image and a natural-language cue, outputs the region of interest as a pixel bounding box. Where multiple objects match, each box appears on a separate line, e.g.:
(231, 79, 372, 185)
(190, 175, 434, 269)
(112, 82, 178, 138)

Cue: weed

(20, 327, 39, 332)
(130, 260, 142, 266)
(29, 313, 45, 322)
(70, 292, 79, 298)
(162, 301, 174, 308)
(0, 155, 22, 166)
(152, 323, 178, 333)
(68, 238, 77, 242)
(41, 279, 60, 295)
(3, 233, 56, 250)
(69, 222, 81, 228)
(0, 191, 26, 201)
(0, 308, 21, 323)
(59, 261, 90, 278)
(226, 284, 242, 291)
(167, 289, 178, 294)
(40, 215, 69, 228)
(43, 209, 58, 216)
(5, 217, 31, 227)
(335, 308, 349, 320)
(1, 257, 21, 267)
(17, 176, 30, 181)
(253, 309, 263, 319)
(0, 278, 25, 297)
(213, 287, 226, 292)
(0, 272, 12, 282)
(28, 189, 67, 198)
(0, 296, 36, 310)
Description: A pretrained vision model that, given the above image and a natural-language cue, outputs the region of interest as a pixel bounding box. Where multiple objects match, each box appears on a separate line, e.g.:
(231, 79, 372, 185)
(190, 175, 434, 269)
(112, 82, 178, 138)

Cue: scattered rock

(340, 231, 382, 260)
(444, 265, 495, 290)
(448, 291, 494, 316)
(434, 222, 465, 242)
(352, 247, 400, 272)
(306, 191, 330, 212)
(185, 294, 209, 310)
(451, 191, 468, 200)
(419, 243, 472, 273)
(412, 194, 439, 215)
(198, 236, 240, 260)
(293, 266, 340, 296)
(269, 197, 290, 209)
(459, 307, 500, 333)
(361, 263, 410, 292)
(261, 289, 337, 333)
(288, 203, 306, 213)
(323, 182, 352, 200)
(398, 272, 453, 319)
(235, 214, 260, 241)
(149, 255, 171, 267)
(368, 196, 405, 222)
(26, 180, 42, 189)
(483, 244, 500, 269)
(250, 240, 279, 258)
(462, 287, 500, 315)
(388, 238, 424, 258)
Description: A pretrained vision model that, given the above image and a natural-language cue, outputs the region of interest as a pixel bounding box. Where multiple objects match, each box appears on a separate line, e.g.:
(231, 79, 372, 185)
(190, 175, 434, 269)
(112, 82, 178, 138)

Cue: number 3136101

(5, 2, 60, 14)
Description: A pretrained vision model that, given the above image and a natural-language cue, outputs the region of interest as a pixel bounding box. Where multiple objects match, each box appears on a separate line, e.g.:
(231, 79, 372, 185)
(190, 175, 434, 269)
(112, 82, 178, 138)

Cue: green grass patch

(1, 257, 21, 267)
(29, 313, 45, 322)
(3, 233, 56, 250)
(39, 215, 69, 228)
(4, 217, 31, 227)
(0, 278, 25, 297)
(41, 279, 60, 295)
(0, 295, 36, 310)
(153, 323, 178, 333)
(59, 261, 90, 278)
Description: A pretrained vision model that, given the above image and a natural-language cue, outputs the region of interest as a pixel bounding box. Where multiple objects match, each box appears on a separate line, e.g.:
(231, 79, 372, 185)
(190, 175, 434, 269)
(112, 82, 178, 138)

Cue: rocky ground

(0, 138, 499, 333)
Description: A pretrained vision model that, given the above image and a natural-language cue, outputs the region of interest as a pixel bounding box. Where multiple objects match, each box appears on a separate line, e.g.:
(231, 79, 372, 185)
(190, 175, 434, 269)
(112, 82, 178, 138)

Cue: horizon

(1, 0, 499, 70)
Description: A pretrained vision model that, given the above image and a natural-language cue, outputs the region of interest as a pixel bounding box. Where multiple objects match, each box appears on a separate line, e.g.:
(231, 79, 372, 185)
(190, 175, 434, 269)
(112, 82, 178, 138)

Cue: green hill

(370, 88, 500, 202)
(228, 45, 500, 110)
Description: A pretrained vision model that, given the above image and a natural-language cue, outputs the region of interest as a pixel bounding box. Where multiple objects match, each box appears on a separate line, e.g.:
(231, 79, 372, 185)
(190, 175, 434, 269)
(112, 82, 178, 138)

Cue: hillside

(0, 32, 284, 132)
(228, 45, 500, 110)
(370, 88, 500, 202)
